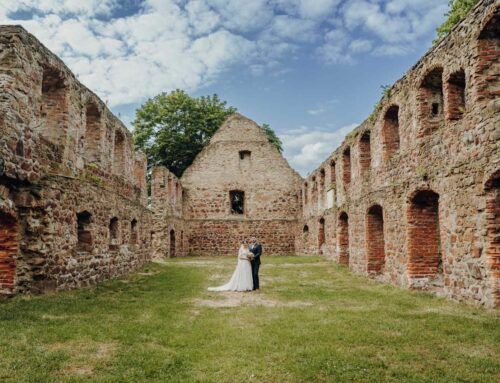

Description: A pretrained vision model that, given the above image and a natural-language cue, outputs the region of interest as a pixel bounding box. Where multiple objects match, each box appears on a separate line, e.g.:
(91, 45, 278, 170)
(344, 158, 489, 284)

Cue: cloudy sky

(0, 0, 449, 176)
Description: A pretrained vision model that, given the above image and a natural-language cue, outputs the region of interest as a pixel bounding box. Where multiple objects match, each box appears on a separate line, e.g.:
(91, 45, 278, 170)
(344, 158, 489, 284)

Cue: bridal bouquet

(247, 252, 255, 260)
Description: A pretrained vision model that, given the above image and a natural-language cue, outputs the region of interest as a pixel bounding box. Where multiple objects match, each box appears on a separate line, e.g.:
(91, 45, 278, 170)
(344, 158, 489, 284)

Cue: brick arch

(381, 104, 400, 161)
(358, 131, 371, 173)
(407, 190, 441, 282)
(484, 171, 499, 307)
(83, 102, 102, 165)
(445, 69, 466, 120)
(337, 212, 349, 265)
(0, 212, 18, 294)
(40, 65, 68, 149)
(476, 7, 500, 101)
(342, 147, 351, 186)
(366, 204, 385, 274)
(417, 66, 444, 137)
(113, 130, 126, 175)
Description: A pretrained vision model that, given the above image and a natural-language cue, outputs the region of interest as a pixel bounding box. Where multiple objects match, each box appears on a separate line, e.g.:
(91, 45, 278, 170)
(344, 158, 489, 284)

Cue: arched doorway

(337, 212, 349, 265)
(0, 212, 18, 294)
(366, 205, 385, 274)
(407, 190, 441, 281)
(318, 218, 325, 249)
(170, 229, 176, 258)
(485, 172, 499, 307)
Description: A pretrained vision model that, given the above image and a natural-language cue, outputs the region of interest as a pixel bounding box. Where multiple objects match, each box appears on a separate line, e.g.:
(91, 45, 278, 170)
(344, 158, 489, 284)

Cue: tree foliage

(261, 123, 283, 153)
(133, 89, 282, 177)
(435, 0, 479, 42)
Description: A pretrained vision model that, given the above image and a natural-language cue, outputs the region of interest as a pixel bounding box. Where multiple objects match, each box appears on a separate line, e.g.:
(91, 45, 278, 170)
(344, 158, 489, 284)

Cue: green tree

(261, 123, 283, 153)
(134, 89, 282, 177)
(435, 0, 479, 42)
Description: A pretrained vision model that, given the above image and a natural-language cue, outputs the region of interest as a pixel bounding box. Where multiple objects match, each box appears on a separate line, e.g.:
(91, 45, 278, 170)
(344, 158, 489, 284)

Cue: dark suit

(249, 242, 262, 290)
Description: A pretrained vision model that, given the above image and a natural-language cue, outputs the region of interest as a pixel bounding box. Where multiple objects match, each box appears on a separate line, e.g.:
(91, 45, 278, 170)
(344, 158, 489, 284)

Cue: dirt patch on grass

(48, 341, 117, 377)
(194, 292, 312, 308)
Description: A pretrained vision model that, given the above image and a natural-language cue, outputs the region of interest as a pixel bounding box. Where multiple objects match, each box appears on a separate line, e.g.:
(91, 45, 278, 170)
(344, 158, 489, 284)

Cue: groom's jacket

(250, 243, 262, 264)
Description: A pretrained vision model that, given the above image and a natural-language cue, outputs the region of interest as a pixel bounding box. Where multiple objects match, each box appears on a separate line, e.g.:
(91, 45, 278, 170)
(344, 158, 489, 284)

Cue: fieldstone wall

(298, 0, 499, 307)
(151, 166, 187, 259)
(155, 113, 303, 256)
(0, 26, 152, 294)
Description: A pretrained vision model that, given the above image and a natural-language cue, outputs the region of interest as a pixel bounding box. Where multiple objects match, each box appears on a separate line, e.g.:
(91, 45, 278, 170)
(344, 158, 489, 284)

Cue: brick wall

(0, 26, 153, 295)
(176, 113, 302, 256)
(297, 0, 500, 307)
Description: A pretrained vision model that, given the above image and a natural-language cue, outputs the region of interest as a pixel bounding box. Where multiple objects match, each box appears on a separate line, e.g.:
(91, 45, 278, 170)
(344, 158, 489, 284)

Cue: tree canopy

(435, 0, 479, 41)
(133, 89, 282, 177)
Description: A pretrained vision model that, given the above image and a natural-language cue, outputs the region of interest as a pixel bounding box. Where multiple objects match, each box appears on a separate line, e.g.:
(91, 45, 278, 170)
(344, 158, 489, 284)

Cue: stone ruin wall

(0, 26, 153, 294)
(150, 166, 187, 259)
(1, 0, 498, 310)
(297, 0, 499, 308)
(151, 113, 303, 257)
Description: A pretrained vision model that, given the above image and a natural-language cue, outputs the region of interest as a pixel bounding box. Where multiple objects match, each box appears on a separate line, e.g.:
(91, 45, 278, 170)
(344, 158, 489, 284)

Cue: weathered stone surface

(0, 25, 152, 295)
(0, 0, 498, 309)
(297, 0, 499, 308)
(152, 113, 302, 257)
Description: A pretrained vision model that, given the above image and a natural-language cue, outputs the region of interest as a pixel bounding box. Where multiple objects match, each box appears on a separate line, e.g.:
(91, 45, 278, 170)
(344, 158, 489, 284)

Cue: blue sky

(0, 0, 449, 175)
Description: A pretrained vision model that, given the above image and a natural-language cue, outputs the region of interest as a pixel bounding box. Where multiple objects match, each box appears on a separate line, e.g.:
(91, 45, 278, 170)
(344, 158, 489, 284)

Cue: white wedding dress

(208, 245, 253, 292)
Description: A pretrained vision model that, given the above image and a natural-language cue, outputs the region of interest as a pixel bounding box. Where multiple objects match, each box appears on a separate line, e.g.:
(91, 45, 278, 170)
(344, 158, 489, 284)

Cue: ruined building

(0, 26, 152, 294)
(151, 114, 302, 258)
(0, 0, 498, 307)
(299, 0, 499, 307)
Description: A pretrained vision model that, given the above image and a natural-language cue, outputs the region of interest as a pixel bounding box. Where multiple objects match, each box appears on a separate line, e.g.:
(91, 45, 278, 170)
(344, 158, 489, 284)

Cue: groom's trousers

(251, 261, 260, 290)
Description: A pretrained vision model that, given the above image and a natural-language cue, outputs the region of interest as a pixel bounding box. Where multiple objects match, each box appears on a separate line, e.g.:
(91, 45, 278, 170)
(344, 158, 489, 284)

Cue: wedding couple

(208, 237, 262, 292)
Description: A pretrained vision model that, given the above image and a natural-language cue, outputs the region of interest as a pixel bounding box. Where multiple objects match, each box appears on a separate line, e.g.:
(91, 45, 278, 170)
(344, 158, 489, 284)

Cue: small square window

(239, 150, 251, 160)
(230, 190, 244, 214)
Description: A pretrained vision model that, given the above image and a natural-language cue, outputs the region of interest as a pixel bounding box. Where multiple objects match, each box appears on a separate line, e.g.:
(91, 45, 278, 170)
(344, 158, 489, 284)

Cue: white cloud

(349, 39, 373, 53)
(317, 0, 448, 64)
(280, 123, 357, 176)
(0, 0, 449, 107)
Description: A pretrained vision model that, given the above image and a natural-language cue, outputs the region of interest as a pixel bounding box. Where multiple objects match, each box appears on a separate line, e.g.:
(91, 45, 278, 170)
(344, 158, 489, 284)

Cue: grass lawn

(0, 256, 499, 383)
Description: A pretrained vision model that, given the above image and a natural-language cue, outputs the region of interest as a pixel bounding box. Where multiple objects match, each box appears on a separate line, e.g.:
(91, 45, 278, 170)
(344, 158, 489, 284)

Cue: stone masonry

(152, 113, 303, 257)
(298, 0, 499, 308)
(0, 0, 498, 308)
(0, 26, 152, 294)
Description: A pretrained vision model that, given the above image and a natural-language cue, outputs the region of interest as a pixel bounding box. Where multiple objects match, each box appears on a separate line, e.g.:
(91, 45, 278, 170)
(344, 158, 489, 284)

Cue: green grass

(0, 256, 498, 383)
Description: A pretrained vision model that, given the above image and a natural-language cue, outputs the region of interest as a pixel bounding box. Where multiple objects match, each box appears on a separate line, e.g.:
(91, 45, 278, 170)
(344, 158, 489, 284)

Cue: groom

(249, 237, 262, 290)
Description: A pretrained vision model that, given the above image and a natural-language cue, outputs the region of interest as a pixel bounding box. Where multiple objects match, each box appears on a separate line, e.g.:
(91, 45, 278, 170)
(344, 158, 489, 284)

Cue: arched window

(418, 67, 444, 136)
(366, 205, 385, 274)
(446, 69, 466, 120)
(330, 160, 336, 185)
(83, 103, 102, 164)
(41, 66, 68, 147)
(342, 147, 351, 186)
(130, 219, 138, 245)
(358, 131, 371, 173)
(382, 105, 400, 161)
(170, 229, 176, 257)
(318, 218, 325, 248)
(113, 130, 126, 175)
(477, 8, 499, 101)
(109, 217, 119, 250)
(304, 182, 308, 205)
(76, 211, 92, 251)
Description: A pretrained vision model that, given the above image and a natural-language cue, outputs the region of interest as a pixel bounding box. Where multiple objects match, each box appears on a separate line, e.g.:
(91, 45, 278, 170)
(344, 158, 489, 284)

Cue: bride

(208, 242, 253, 292)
